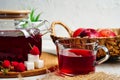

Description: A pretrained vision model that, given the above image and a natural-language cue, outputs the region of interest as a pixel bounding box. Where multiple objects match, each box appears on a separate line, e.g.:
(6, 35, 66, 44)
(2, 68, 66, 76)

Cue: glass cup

(55, 38, 110, 76)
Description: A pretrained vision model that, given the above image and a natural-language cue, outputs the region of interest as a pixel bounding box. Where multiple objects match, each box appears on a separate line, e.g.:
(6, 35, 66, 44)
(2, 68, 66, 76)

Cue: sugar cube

(34, 60, 44, 69)
(24, 61, 34, 70)
(28, 54, 40, 62)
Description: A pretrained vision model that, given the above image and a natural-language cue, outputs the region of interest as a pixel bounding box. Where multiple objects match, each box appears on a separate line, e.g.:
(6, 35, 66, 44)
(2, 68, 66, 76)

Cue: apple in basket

(73, 28, 116, 38)
(98, 29, 116, 37)
(73, 28, 99, 38)
(72, 28, 85, 37)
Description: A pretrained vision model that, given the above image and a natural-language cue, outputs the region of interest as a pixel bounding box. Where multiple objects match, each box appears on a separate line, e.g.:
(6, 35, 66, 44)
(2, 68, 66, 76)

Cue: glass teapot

(0, 10, 50, 62)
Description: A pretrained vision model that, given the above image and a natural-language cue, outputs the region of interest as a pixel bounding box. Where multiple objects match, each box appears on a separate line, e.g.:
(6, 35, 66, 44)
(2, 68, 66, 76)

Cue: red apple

(72, 28, 84, 37)
(98, 29, 116, 37)
(79, 28, 98, 38)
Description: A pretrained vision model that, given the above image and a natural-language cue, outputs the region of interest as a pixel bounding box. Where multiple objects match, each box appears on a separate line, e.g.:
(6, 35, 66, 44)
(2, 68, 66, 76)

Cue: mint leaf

(30, 9, 41, 22)
(30, 9, 35, 22)
(34, 13, 41, 22)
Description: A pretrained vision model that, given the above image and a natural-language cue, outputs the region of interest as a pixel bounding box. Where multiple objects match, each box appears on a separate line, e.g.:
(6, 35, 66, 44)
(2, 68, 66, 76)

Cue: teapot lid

(0, 10, 30, 20)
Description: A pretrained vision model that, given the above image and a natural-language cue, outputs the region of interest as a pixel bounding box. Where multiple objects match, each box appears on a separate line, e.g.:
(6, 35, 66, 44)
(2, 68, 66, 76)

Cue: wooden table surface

(0, 52, 58, 78)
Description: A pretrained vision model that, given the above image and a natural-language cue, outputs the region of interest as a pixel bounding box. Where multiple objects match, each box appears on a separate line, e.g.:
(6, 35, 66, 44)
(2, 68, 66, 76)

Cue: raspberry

(2, 60, 11, 68)
(30, 45, 40, 55)
(11, 61, 19, 67)
(16, 62, 26, 72)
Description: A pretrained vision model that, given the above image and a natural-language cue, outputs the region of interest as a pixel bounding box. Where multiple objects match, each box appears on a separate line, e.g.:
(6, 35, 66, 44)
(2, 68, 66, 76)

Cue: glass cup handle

(95, 45, 110, 65)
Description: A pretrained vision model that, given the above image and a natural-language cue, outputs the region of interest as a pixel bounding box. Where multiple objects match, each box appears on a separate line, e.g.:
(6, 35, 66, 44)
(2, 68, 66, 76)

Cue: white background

(0, 0, 120, 30)
(0, 0, 120, 53)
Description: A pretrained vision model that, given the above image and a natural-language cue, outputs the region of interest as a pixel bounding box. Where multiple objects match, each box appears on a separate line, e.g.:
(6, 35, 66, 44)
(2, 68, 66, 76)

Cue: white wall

(0, 0, 120, 29)
(0, 0, 120, 53)
(1, 0, 120, 34)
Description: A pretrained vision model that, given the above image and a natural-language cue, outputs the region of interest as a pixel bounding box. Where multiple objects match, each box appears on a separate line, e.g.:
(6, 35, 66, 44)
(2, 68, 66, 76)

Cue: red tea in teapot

(0, 29, 42, 62)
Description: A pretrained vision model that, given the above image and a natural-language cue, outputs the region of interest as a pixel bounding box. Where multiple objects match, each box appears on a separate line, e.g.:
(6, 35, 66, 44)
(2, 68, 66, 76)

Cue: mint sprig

(17, 9, 42, 29)
(30, 9, 42, 22)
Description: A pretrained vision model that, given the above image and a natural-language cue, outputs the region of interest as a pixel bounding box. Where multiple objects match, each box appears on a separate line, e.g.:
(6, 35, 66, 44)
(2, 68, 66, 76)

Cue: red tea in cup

(56, 38, 110, 76)
(59, 49, 95, 75)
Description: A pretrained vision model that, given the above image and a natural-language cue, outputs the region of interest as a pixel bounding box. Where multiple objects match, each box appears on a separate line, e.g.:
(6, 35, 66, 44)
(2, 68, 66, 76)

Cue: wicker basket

(50, 21, 120, 59)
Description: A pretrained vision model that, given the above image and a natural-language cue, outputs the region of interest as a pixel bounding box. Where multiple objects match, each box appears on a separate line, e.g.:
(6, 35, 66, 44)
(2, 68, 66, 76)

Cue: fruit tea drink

(59, 49, 96, 75)
(56, 38, 110, 76)
(0, 28, 42, 62)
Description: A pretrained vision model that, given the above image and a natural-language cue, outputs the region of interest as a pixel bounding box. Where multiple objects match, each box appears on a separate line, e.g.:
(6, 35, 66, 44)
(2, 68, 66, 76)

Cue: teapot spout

(16, 20, 51, 36)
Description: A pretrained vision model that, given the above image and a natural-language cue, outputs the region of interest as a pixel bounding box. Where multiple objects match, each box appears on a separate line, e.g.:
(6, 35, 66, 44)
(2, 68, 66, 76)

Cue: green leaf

(30, 9, 42, 22)
(34, 13, 41, 22)
(30, 9, 35, 22)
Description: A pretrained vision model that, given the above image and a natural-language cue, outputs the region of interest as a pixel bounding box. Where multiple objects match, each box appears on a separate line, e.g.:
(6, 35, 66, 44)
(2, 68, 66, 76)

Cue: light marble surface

(96, 61, 120, 75)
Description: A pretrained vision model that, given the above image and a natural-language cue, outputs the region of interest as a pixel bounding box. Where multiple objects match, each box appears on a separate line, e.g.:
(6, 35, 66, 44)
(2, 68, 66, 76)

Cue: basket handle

(50, 21, 73, 37)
